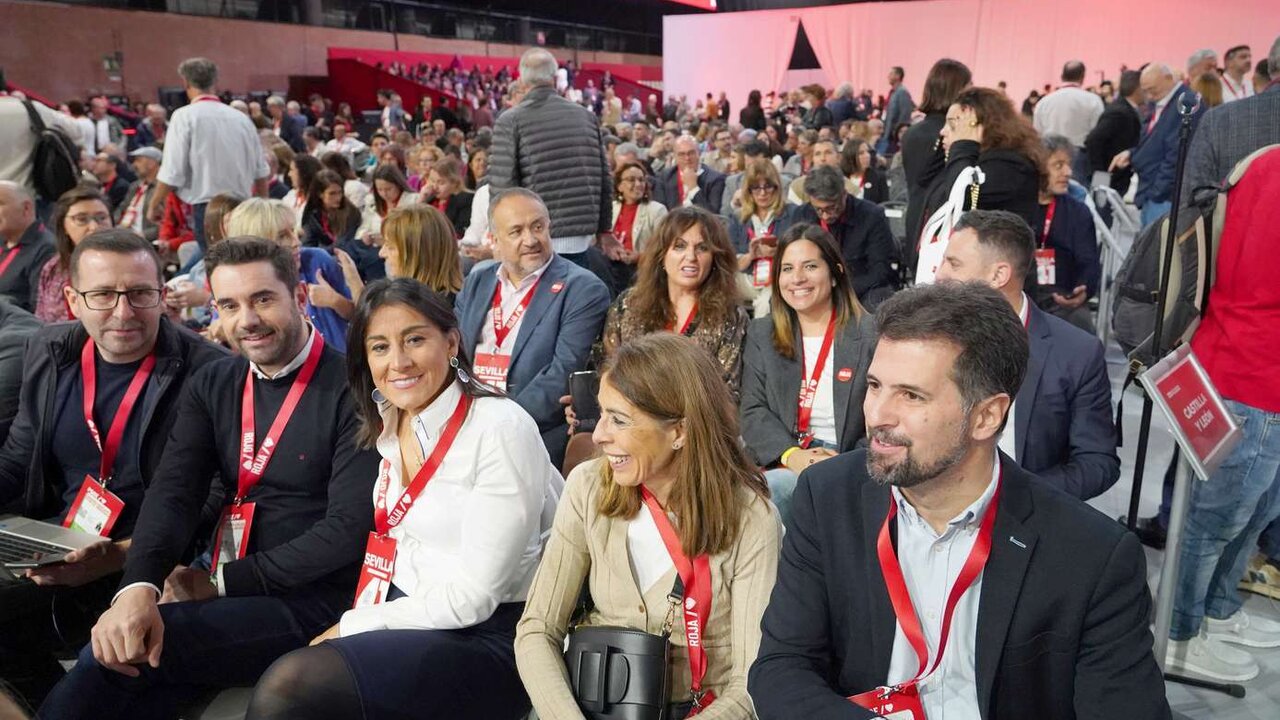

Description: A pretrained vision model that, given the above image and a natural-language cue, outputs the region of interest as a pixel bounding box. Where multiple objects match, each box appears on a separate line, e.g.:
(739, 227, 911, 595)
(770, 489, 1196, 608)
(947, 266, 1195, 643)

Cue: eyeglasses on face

(68, 213, 112, 227)
(749, 184, 777, 193)
(71, 288, 164, 311)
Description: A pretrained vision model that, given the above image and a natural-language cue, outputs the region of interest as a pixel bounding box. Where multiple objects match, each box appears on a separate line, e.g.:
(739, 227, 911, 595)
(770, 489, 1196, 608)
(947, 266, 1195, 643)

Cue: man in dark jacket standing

(0, 230, 227, 711)
(1085, 70, 1142, 196)
(489, 48, 617, 294)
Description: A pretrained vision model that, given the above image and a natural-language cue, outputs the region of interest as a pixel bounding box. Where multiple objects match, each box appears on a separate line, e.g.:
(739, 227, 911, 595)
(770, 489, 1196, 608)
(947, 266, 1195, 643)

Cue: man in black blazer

(266, 95, 307, 153)
(797, 166, 899, 309)
(935, 210, 1118, 499)
(653, 135, 725, 214)
(1085, 70, 1142, 196)
(749, 281, 1168, 720)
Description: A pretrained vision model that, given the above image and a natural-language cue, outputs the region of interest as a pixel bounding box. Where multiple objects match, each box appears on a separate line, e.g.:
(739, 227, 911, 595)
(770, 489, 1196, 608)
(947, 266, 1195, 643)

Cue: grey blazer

(739, 313, 876, 466)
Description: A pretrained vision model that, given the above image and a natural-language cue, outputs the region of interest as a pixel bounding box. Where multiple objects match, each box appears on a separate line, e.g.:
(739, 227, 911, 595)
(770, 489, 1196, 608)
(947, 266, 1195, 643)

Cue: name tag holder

(65, 476, 125, 537)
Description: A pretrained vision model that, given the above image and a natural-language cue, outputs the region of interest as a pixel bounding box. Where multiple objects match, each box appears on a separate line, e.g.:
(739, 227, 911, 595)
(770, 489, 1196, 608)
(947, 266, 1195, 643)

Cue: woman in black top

(801, 85, 835, 131)
(739, 89, 767, 132)
(901, 58, 972, 251)
(919, 86, 1043, 236)
(421, 156, 473, 238)
(301, 171, 362, 250)
(840, 139, 889, 204)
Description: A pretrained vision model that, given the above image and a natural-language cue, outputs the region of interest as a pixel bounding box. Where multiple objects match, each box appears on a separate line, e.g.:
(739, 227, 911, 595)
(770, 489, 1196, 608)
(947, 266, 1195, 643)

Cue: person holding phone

(517, 333, 781, 720)
(728, 159, 800, 318)
(739, 224, 876, 527)
(609, 160, 668, 291)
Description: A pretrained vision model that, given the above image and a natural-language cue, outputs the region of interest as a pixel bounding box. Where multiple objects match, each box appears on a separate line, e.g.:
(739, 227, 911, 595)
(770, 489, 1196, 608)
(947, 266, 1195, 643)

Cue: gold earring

(968, 120, 978, 127)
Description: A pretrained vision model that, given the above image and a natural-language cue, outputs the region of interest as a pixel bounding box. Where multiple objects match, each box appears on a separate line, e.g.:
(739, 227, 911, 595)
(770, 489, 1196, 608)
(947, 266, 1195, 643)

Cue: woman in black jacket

(840, 139, 889, 204)
(801, 85, 835, 131)
(421, 155, 473, 238)
(919, 86, 1043, 239)
(901, 58, 972, 252)
(739, 89, 767, 132)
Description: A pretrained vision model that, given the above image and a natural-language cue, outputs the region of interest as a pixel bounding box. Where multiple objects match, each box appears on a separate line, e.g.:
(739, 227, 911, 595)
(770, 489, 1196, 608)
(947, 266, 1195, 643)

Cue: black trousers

(0, 572, 119, 712)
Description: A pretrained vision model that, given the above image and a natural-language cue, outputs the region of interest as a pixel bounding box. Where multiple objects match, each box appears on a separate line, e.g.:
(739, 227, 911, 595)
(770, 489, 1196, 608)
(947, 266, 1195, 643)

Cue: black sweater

(919, 140, 1041, 232)
(119, 342, 380, 598)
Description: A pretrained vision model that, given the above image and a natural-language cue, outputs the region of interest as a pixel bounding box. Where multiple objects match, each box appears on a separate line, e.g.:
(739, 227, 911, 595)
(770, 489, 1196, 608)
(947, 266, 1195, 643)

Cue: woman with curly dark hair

(601, 206, 749, 398)
(920, 86, 1044, 232)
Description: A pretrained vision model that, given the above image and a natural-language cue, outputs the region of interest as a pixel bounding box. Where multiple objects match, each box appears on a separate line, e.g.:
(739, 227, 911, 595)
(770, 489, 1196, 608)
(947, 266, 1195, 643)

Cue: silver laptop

(0, 515, 102, 572)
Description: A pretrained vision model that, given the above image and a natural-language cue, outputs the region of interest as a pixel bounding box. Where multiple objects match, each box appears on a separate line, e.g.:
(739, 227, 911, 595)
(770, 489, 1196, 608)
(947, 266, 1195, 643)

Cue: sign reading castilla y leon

(1139, 344, 1242, 481)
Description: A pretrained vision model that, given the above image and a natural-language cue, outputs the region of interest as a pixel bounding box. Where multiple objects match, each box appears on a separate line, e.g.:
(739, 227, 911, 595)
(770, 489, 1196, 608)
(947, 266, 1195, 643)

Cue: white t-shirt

(801, 334, 838, 446)
(628, 509, 675, 594)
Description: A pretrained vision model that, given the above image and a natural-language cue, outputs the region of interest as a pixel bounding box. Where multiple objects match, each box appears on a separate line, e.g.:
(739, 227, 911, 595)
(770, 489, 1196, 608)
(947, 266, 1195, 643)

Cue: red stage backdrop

(663, 0, 1274, 113)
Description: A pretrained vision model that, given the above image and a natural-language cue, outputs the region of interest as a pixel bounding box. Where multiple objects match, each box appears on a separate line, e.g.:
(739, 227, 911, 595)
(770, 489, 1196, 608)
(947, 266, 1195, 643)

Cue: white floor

(1088, 342, 1280, 719)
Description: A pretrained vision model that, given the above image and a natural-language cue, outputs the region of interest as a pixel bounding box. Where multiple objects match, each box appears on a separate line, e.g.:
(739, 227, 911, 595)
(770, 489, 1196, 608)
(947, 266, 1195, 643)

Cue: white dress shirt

(885, 457, 1001, 720)
(339, 381, 563, 635)
(461, 183, 492, 247)
(800, 334, 838, 446)
(477, 257, 553, 355)
(1033, 85, 1104, 147)
(158, 96, 270, 205)
(1220, 73, 1255, 103)
(995, 294, 1030, 460)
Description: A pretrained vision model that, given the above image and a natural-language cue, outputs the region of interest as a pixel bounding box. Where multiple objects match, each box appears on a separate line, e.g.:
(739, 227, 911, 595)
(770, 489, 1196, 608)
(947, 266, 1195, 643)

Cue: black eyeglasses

(71, 288, 164, 311)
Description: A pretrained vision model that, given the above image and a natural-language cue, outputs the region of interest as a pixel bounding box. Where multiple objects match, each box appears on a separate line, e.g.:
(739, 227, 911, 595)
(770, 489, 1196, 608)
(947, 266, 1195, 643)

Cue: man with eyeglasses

(654, 135, 726, 214)
(0, 229, 226, 711)
(797, 166, 900, 309)
(0, 181, 56, 312)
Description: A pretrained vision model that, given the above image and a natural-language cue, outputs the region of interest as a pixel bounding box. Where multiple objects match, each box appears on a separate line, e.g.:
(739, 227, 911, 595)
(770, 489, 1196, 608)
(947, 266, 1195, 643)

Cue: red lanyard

(319, 213, 336, 244)
(81, 340, 156, 484)
(491, 276, 541, 349)
(1222, 75, 1247, 99)
(373, 393, 471, 535)
(192, 95, 221, 104)
(668, 303, 698, 336)
(639, 487, 717, 713)
(677, 171, 687, 204)
(878, 468, 1002, 684)
(796, 310, 837, 446)
(745, 221, 776, 241)
(1040, 197, 1057, 247)
(0, 244, 22, 279)
(236, 332, 325, 502)
(120, 183, 148, 227)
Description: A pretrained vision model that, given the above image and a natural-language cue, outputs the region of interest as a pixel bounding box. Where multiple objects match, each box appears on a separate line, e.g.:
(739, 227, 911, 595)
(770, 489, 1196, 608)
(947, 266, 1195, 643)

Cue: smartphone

(4, 554, 68, 571)
(569, 371, 601, 433)
(757, 235, 778, 247)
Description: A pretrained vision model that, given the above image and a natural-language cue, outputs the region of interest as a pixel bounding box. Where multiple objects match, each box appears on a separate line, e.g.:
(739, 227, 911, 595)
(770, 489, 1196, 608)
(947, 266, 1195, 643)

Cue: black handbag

(564, 576, 684, 720)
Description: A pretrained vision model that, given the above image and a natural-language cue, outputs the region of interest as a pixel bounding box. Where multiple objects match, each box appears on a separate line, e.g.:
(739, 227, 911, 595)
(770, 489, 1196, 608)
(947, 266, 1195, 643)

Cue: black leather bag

(564, 577, 683, 720)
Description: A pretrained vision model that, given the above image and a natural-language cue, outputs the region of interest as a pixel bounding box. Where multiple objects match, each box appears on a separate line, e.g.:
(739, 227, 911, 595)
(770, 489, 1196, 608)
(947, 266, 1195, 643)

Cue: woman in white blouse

(245, 278, 562, 720)
(738, 223, 876, 528)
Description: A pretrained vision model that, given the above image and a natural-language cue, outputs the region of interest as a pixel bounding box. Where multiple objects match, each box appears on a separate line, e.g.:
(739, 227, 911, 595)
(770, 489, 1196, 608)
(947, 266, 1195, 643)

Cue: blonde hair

(227, 198, 295, 243)
(381, 205, 463, 294)
(738, 158, 784, 224)
(596, 333, 768, 557)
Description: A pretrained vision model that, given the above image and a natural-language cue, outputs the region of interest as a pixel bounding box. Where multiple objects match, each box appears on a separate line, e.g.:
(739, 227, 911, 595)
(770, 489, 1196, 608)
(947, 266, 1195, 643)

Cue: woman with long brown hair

(601, 206, 749, 397)
(902, 58, 973, 245)
(356, 164, 420, 245)
(35, 185, 113, 323)
(739, 223, 876, 526)
(421, 156, 473, 237)
(920, 85, 1044, 233)
(609, 159, 668, 290)
(517, 332, 780, 720)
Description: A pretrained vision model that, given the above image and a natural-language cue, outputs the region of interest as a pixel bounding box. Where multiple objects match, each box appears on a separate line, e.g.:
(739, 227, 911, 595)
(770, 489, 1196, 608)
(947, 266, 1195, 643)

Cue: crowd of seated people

(0, 32, 1278, 718)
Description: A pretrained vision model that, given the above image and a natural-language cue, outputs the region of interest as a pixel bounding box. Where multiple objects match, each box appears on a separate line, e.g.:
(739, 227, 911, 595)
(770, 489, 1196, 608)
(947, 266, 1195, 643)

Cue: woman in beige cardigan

(517, 333, 782, 719)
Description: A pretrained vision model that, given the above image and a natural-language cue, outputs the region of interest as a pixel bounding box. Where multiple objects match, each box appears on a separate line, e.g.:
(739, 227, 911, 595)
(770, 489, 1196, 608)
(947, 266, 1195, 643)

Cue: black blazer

(796, 195, 899, 307)
(1085, 99, 1141, 195)
(900, 112, 946, 250)
(920, 140, 1042, 232)
(439, 191, 474, 237)
(739, 314, 876, 466)
(653, 165, 726, 215)
(748, 450, 1169, 720)
(1016, 303, 1118, 500)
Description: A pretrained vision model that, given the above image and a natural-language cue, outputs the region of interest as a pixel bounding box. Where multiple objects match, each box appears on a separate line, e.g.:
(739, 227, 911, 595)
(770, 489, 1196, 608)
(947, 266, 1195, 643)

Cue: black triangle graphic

(788, 20, 821, 71)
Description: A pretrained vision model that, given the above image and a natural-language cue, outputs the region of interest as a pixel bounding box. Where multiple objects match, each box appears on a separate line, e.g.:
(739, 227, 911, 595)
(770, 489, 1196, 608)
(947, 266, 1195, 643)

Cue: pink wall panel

(664, 0, 1276, 114)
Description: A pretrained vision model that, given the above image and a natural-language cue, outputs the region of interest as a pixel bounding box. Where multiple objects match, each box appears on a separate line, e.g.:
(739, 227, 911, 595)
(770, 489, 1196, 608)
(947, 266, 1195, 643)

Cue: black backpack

(22, 99, 81, 202)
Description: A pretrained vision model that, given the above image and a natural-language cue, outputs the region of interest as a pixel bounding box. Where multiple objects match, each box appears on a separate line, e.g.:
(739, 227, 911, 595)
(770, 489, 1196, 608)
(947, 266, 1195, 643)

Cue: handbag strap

(570, 571, 686, 635)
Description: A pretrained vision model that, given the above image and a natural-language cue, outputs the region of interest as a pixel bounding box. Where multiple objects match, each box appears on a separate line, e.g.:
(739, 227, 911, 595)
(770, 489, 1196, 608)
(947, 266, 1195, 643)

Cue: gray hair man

(799, 165, 899, 307)
(0, 181, 55, 310)
(488, 47, 619, 295)
(148, 57, 270, 248)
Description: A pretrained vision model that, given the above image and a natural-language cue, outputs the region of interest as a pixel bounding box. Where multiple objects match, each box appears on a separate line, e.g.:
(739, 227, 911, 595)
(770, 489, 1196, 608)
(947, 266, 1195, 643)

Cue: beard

(866, 416, 970, 489)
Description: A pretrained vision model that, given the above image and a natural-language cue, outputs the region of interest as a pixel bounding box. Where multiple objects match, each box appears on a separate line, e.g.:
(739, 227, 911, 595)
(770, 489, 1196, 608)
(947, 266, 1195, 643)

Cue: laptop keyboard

(0, 532, 70, 564)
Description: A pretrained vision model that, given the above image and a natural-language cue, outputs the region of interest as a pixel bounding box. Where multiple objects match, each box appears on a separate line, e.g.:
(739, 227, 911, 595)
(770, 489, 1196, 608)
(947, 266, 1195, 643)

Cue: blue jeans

(1139, 200, 1171, 229)
(1170, 399, 1280, 640)
(191, 202, 208, 250)
(764, 440, 835, 530)
(39, 590, 345, 719)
